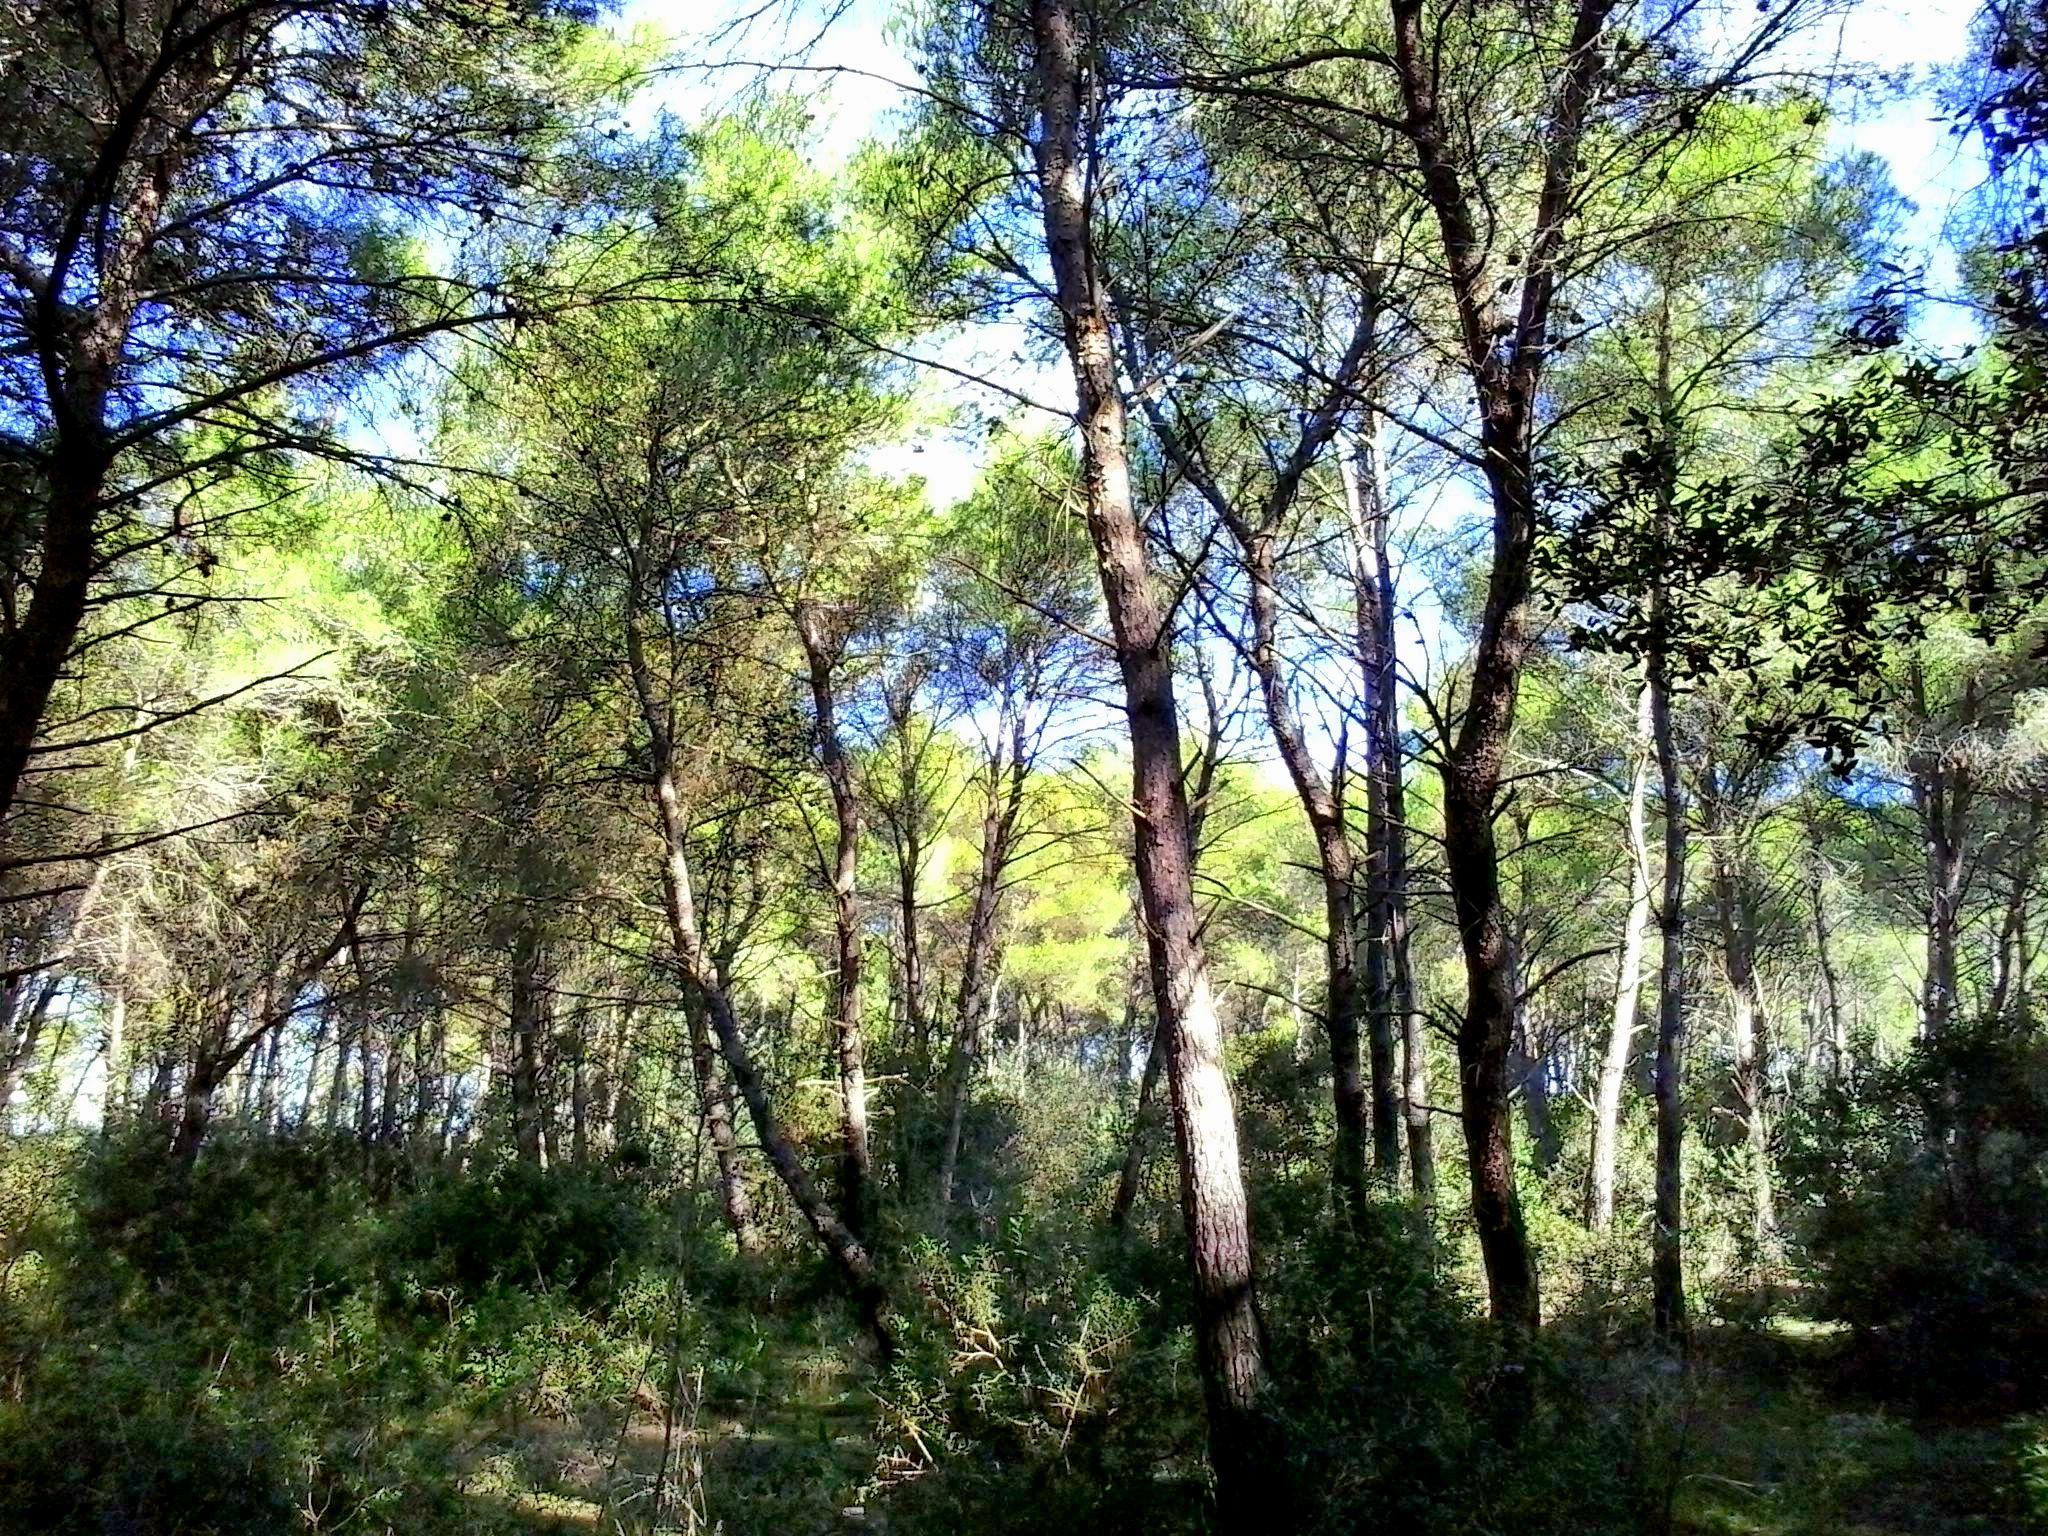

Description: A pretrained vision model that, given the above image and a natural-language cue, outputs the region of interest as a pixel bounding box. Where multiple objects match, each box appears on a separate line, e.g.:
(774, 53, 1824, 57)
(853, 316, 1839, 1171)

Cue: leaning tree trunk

(1027, 1, 1276, 1515)
(623, 618, 761, 1255)
(1589, 683, 1654, 1230)
(1235, 524, 1370, 1225)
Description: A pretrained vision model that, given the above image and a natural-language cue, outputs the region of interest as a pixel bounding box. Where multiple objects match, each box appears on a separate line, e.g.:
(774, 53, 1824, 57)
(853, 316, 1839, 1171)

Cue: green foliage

(1782, 1024, 2048, 1409)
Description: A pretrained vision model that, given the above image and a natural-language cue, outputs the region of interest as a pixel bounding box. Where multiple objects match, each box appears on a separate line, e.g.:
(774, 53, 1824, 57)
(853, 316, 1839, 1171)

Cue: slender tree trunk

(1233, 523, 1370, 1224)
(509, 927, 545, 1165)
(1387, 0, 1616, 1334)
(1111, 930, 1172, 1233)
(1589, 683, 1654, 1229)
(1804, 825, 1849, 1076)
(626, 613, 836, 1288)
(1649, 658, 1688, 1344)
(1708, 812, 1778, 1259)
(1916, 760, 1970, 1039)
(937, 698, 1027, 1208)
(797, 606, 871, 1232)
(1027, 2, 1275, 1510)
(1351, 446, 1436, 1216)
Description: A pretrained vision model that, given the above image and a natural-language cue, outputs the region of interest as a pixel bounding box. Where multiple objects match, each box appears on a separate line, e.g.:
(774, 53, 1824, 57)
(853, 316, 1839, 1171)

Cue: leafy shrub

(1782, 1023, 2048, 1409)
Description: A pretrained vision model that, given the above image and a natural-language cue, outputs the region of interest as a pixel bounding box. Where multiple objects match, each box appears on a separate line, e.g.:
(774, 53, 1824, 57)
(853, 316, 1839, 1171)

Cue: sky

(615, 0, 1993, 503)
(587, 0, 2001, 780)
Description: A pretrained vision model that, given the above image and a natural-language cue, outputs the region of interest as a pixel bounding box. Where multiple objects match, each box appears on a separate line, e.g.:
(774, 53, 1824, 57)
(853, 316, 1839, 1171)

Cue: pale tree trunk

(1027, 1, 1275, 1511)
(1589, 683, 1654, 1229)
(797, 605, 872, 1232)
(624, 612, 815, 1276)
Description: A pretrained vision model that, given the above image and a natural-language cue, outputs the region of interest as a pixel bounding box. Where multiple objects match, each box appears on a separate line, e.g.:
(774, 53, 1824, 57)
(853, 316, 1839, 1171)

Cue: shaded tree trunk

(1385, 0, 1618, 1335)
(937, 692, 1029, 1208)
(508, 926, 546, 1165)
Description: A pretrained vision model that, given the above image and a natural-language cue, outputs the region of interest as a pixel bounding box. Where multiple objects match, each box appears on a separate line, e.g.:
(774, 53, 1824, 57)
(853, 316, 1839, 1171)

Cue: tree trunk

(1915, 756, 1970, 1038)
(1341, 431, 1435, 1217)
(1027, 1, 1276, 1512)
(509, 928, 545, 1165)
(1707, 793, 1778, 1260)
(797, 605, 872, 1232)
(0, 456, 108, 860)
(1111, 932, 1172, 1233)
(1649, 660, 1688, 1344)
(1233, 523, 1370, 1224)
(1589, 683, 1654, 1229)
(626, 613, 850, 1301)
(937, 696, 1028, 1208)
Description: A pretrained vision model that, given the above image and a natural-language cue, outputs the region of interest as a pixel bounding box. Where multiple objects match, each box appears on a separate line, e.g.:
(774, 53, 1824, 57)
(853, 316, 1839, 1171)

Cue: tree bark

(1386, 0, 1615, 1335)
(508, 924, 546, 1165)
(796, 604, 872, 1232)
(937, 691, 1029, 1207)
(1649, 659, 1688, 1344)
(1589, 683, 1654, 1229)
(1026, 1, 1276, 1512)
(626, 613, 831, 1286)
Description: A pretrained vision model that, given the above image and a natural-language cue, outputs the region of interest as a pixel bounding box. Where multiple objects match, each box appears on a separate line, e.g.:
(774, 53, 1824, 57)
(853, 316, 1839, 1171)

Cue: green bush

(1782, 1023, 2048, 1410)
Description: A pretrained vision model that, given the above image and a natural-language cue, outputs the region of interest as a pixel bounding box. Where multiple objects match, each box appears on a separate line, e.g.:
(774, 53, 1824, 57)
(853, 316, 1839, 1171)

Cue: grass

(1672, 1323, 2040, 1536)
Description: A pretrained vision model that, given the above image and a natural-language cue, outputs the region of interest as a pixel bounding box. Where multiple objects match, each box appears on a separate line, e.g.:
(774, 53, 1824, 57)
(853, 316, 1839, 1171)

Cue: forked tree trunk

(1589, 683, 1654, 1229)
(1026, 1, 1275, 1513)
(1387, 0, 1618, 1335)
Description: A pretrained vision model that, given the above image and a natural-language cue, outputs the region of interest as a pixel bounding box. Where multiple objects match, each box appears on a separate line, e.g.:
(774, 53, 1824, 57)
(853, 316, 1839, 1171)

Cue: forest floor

(445, 1309, 2039, 1535)
(457, 1323, 876, 1535)
(1671, 1319, 2039, 1536)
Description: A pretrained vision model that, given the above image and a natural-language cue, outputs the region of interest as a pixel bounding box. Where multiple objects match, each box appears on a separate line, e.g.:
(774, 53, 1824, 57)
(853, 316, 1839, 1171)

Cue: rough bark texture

(1389, 0, 1615, 1333)
(1026, 0, 1276, 1515)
